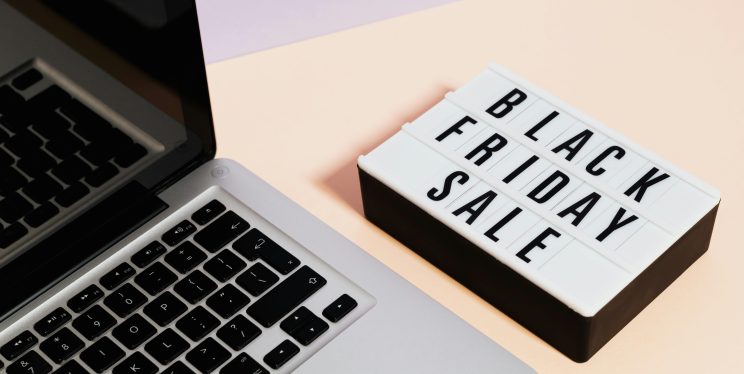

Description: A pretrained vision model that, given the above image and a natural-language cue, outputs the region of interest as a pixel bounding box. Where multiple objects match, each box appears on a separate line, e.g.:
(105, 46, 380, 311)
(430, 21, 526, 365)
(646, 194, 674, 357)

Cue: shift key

(247, 266, 326, 327)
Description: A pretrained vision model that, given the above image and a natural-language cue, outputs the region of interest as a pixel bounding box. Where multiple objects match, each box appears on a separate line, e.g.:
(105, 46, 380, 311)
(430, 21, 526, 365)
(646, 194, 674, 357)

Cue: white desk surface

(205, 0, 744, 371)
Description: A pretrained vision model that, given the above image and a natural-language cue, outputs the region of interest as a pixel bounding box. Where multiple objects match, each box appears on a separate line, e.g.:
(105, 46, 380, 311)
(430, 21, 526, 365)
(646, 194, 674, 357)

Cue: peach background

(205, 0, 744, 372)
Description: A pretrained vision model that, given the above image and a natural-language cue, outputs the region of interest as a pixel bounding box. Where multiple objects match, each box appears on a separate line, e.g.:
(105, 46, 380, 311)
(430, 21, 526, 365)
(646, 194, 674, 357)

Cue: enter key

(233, 228, 300, 274)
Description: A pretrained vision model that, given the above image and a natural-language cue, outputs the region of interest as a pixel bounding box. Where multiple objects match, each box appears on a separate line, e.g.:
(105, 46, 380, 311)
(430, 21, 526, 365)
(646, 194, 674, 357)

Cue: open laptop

(0, 1, 533, 373)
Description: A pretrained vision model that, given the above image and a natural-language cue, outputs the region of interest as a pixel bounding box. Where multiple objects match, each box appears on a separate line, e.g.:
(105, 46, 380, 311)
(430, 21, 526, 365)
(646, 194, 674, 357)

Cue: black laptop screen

(0, 0, 215, 319)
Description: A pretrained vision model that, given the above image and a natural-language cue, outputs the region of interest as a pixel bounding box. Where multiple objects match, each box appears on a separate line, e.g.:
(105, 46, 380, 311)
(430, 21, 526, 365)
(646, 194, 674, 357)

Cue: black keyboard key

(39, 328, 84, 364)
(0, 167, 26, 196)
(60, 100, 109, 128)
(23, 174, 62, 204)
(221, 353, 268, 374)
(12, 69, 43, 90)
(0, 222, 28, 248)
(0, 192, 34, 222)
(112, 352, 157, 374)
(174, 270, 217, 304)
(5, 129, 42, 157)
(162, 220, 196, 246)
(24, 202, 59, 228)
(34, 308, 72, 336)
(113, 143, 146, 168)
(99, 263, 136, 290)
(130, 241, 166, 268)
(52, 156, 92, 185)
(27, 85, 70, 111)
(176, 306, 220, 342)
(67, 285, 104, 313)
(52, 360, 88, 374)
(163, 361, 195, 374)
(216, 315, 260, 351)
(79, 141, 115, 166)
(207, 284, 250, 320)
(247, 266, 326, 328)
(234, 229, 300, 274)
(46, 132, 83, 160)
(84, 162, 118, 187)
(193, 211, 249, 253)
(7, 351, 52, 374)
(143, 292, 187, 327)
(55, 182, 89, 208)
(256, 247, 299, 275)
(103, 283, 147, 318)
(74, 122, 114, 146)
(0, 111, 33, 133)
(323, 294, 358, 323)
(165, 241, 207, 274)
(233, 229, 268, 261)
(33, 111, 72, 140)
(0, 147, 12, 165)
(0, 85, 25, 115)
(144, 329, 189, 365)
(280, 306, 314, 335)
(134, 262, 177, 296)
(203, 249, 246, 282)
(19, 150, 57, 177)
(290, 314, 328, 346)
(185, 338, 230, 374)
(263, 340, 299, 370)
(191, 200, 226, 225)
(79, 337, 124, 373)
(105, 128, 134, 148)
(112, 314, 156, 350)
(72, 305, 116, 341)
(235, 263, 278, 297)
(1, 330, 38, 360)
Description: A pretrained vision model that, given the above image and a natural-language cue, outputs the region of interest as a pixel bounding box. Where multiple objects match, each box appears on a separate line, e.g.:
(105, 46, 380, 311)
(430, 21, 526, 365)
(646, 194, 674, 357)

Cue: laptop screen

(0, 0, 214, 319)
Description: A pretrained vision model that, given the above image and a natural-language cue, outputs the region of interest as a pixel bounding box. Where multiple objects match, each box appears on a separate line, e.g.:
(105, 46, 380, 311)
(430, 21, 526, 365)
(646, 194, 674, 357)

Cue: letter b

(485, 88, 527, 119)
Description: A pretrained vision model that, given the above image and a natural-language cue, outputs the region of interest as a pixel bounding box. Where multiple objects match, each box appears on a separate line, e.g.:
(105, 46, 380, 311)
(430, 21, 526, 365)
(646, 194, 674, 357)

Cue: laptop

(0, 1, 533, 373)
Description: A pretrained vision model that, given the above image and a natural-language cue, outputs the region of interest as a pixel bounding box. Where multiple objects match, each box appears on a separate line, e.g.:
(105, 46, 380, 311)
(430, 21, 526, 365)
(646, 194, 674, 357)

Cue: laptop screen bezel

(0, 0, 216, 320)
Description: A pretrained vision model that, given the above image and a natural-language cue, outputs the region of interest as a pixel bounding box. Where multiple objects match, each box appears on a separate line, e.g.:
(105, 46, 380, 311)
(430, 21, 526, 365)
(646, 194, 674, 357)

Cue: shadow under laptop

(318, 86, 451, 216)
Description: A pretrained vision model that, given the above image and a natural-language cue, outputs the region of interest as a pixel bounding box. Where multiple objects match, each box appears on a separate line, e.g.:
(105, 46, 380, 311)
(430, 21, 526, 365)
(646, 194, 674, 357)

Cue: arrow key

(290, 314, 328, 346)
(279, 306, 314, 335)
(263, 340, 299, 370)
(322, 294, 358, 323)
(113, 352, 157, 374)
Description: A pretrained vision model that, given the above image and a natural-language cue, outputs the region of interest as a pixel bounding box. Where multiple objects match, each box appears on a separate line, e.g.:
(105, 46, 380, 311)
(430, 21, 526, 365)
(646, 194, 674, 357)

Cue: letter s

(427, 171, 470, 201)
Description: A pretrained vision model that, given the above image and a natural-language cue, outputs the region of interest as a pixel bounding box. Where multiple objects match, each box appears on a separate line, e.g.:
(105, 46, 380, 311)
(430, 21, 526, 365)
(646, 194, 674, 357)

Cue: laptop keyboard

(0, 192, 372, 373)
(0, 65, 149, 250)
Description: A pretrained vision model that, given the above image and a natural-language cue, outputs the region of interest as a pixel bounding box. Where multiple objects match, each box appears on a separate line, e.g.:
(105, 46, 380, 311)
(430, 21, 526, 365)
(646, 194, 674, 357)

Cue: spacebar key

(247, 266, 326, 327)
